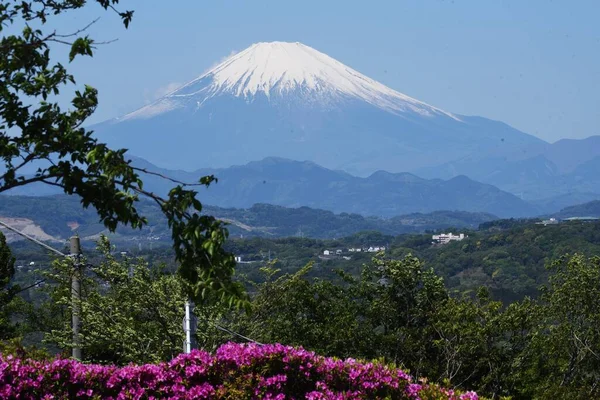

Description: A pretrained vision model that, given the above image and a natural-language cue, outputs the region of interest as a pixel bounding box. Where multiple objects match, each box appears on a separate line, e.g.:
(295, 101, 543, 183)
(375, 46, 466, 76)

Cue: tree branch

(0, 153, 37, 181)
(131, 166, 206, 188)
(0, 174, 61, 194)
(54, 18, 101, 38)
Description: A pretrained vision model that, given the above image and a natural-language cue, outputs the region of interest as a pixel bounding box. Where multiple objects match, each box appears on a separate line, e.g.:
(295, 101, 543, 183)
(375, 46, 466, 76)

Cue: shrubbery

(0, 342, 477, 399)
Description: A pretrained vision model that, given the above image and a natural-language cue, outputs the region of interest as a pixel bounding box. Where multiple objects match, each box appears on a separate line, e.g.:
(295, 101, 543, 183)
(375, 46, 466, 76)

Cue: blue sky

(58, 0, 599, 142)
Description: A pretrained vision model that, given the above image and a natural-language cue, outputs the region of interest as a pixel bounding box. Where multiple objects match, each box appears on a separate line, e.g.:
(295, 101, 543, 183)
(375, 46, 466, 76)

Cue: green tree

(523, 254, 600, 399)
(43, 236, 189, 364)
(356, 254, 448, 376)
(430, 289, 541, 397)
(234, 254, 450, 371)
(235, 263, 371, 358)
(0, 232, 16, 338)
(0, 1, 244, 305)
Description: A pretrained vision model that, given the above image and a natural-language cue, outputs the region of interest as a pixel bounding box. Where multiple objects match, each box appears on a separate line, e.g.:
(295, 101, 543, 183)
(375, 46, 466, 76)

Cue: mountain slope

(551, 200, 600, 219)
(93, 41, 544, 175)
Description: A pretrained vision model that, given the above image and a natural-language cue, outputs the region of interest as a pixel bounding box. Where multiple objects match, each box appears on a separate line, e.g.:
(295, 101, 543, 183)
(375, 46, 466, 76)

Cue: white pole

(184, 300, 192, 353)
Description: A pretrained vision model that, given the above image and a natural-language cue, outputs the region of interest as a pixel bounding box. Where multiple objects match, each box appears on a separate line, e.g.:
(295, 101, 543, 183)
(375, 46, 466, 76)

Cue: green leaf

(69, 37, 94, 62)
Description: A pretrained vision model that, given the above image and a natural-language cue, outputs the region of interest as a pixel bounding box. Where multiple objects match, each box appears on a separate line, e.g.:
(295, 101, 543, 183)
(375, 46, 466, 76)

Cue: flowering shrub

(0, 342, 478, 399)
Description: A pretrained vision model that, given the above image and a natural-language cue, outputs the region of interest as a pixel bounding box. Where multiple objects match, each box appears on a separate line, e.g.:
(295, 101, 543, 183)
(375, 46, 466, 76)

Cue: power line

(0, 219, 67, 297)
(11, 279, 47, 295)
(0, 219, 84, 360)
(0, 219, 264, 350)
(212, 322, 262, 345)
(0, 219, 67, 257)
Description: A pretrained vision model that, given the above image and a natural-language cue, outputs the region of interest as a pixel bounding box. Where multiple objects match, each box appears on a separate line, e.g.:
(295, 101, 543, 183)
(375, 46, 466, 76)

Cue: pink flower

(0, 343, 477, 399)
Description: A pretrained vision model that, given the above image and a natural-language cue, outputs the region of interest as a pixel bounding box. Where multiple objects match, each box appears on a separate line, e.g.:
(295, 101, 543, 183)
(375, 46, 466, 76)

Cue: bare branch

(573, 332, 600, 360)
(108, 5, 122, 16)
(119, 182, 197, 221)
(54, 18, 101, 38)
(131, 166, 206, 188)
(46, 38, 76, 46)
(125, 185, 168, 211)
(92, 38, 118, 46)
(47, 37, 119, 47)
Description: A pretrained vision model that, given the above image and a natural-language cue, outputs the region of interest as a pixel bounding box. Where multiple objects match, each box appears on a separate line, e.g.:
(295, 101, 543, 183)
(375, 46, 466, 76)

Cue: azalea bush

(0, 342, 477, 399)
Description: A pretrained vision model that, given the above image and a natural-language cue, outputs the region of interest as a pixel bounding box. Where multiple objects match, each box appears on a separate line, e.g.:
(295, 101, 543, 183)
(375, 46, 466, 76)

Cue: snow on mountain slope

(121, 41, 458, 121)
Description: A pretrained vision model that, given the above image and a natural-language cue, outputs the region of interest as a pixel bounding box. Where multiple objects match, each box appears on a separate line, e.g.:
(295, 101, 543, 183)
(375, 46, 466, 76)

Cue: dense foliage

(0, 0, 244, 306)
(0, 342, 478, 399)
(411, 220, 600, 300)
(10, 220, 599, 306)
(227, 254, 600, 399)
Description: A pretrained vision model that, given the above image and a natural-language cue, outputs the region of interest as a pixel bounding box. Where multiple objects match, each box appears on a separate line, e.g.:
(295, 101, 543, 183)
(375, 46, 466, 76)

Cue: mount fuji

(94, 41, 544, 175)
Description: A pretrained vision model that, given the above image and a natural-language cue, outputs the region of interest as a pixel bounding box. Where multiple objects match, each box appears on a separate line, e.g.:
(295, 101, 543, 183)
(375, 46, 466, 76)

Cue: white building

(537, 218, 559, 226)
(432, 233, 466, 244)
(323, 250, 332, 256)
(366, 246, 386, 252)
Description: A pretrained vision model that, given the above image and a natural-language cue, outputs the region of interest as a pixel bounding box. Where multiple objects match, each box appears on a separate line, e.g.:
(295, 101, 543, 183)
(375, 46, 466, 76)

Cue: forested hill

(6, 194, 600, 304)
(0, 195, 497, 241)
(551, 200, 600, 219)
(413, 219, 600, 301)
(9, 214, 600, 305)
(217, 219, 600, 304)
(208, 204, 497, 238)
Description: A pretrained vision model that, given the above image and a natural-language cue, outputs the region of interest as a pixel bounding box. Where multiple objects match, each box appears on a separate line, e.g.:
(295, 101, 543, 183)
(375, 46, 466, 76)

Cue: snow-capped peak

(122, 41, 459, 120)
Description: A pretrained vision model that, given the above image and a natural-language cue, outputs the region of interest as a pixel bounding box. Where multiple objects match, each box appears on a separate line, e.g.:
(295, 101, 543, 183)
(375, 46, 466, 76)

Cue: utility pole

(70, 236, 82, 361)
(183, 300, 195, 353)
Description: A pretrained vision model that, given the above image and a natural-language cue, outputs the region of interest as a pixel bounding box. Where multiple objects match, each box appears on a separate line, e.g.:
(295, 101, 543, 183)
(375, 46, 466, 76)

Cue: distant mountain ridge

(3, 155, 576, 217)
(415, 135, 600, 203)
(126, 156, 538, 218)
